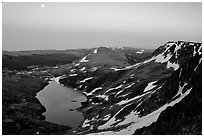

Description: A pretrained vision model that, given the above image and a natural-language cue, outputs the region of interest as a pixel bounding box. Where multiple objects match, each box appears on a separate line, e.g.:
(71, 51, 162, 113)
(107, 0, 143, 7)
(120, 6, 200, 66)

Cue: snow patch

(75, 63, 80, 66)
(91, 67, 98, 71)
(79, 56, 89, 62)
(116, 83, 135, 96)
(105, 85, 123, 94)
(110, 63, 140, 71)
(80, 67, 86, 71)
(93, 48, 98, 53)
(70, 69, 76, 73)
(136, 51, 143, 54)
(98, 103, 133, 130)
(95, 94, 109, 101)
(41, 70, 48, 73)
(155, 52, 172, 63)
(117, 86, 161, 105)
(82, 119, 91, 128)
(143, 81, 157, 92)
(173, 83, 188, 98)
(86, 87, 103, 96)
(53, 66, 59, 69)
(79, 77, 93, 83)
(198, 45, 202, 55)
(69, 74, 77, 76)
(103, 114, 111, 121)
(194, 58, 202, 71)
(167, 61, 179, 70)
(193, 46, 197, 57)
(54, 76, 62, 84)
(136, 50, 144, 54)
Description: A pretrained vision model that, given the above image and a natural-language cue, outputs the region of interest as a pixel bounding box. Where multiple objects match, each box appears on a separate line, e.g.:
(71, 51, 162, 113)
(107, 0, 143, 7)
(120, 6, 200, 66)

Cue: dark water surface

(36, 77, 86, 127)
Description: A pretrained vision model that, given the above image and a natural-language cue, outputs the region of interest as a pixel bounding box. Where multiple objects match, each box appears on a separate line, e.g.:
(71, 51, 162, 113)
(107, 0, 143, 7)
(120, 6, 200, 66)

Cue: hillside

(58, 41, 202, 134)
(2, 47, 151, 71)
(2, 41, 201, 135)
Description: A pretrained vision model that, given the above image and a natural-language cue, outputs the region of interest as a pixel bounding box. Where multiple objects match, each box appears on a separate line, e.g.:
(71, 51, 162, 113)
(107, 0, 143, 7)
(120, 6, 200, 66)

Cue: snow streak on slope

(79, 55, 89, 62)
(93, 48, 98, 54)
(104, 85, 123, 94)
(136, 50, 144, 54)
(116, 83, 135, 96)
(79, 77, 93, 83)
(95, 94, 109, 101)
(117, 85, 161, 105)
(143, 81, 157, 92)
(80, 67, 86, 71)
(86, 87, 103, 96)
(69, 74, 77, 76)
(167, 61, 179, 70)
(92, 86, 192, 135)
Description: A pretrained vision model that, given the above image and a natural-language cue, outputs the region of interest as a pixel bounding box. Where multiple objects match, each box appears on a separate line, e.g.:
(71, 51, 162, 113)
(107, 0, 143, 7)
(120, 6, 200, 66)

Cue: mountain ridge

(58, 41, 202, 134)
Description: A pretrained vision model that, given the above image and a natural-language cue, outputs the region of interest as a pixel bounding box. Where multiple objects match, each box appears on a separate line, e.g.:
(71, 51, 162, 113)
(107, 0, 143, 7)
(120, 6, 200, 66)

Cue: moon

(41, 4, 45, 8)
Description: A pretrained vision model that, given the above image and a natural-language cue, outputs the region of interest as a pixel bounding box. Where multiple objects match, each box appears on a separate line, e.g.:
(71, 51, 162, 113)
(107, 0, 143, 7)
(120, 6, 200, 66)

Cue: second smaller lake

(36, 77, 87, 127)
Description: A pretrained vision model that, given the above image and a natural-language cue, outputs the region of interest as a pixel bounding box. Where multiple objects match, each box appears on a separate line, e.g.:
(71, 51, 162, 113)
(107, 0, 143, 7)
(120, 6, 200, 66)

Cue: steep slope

(134, 51, 202, 134)
(58, 41, 201, 135)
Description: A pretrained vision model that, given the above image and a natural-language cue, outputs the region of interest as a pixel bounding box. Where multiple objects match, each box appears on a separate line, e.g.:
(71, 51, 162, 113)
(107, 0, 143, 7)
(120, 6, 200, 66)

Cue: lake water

(36, 77, 87, 127)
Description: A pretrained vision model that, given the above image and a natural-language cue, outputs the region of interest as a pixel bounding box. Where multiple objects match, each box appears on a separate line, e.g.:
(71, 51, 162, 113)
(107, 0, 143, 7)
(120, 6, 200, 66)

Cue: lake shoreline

(2, 70, 72, 135)
(36, 76, 87, 128)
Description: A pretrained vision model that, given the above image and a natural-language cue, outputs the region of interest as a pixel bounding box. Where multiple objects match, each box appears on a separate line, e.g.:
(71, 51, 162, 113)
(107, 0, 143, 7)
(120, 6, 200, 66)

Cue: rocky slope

(134, 48, 202, 134)
(58, 41, 202, 135)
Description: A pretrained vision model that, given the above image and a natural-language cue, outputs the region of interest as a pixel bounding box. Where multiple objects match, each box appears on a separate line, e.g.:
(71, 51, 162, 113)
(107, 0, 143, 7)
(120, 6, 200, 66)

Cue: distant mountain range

(2, 47, 153, 70)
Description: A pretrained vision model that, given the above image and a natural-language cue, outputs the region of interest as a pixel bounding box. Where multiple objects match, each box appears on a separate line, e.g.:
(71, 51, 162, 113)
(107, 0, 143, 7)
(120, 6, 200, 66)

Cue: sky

(2, 2, 202, 51)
